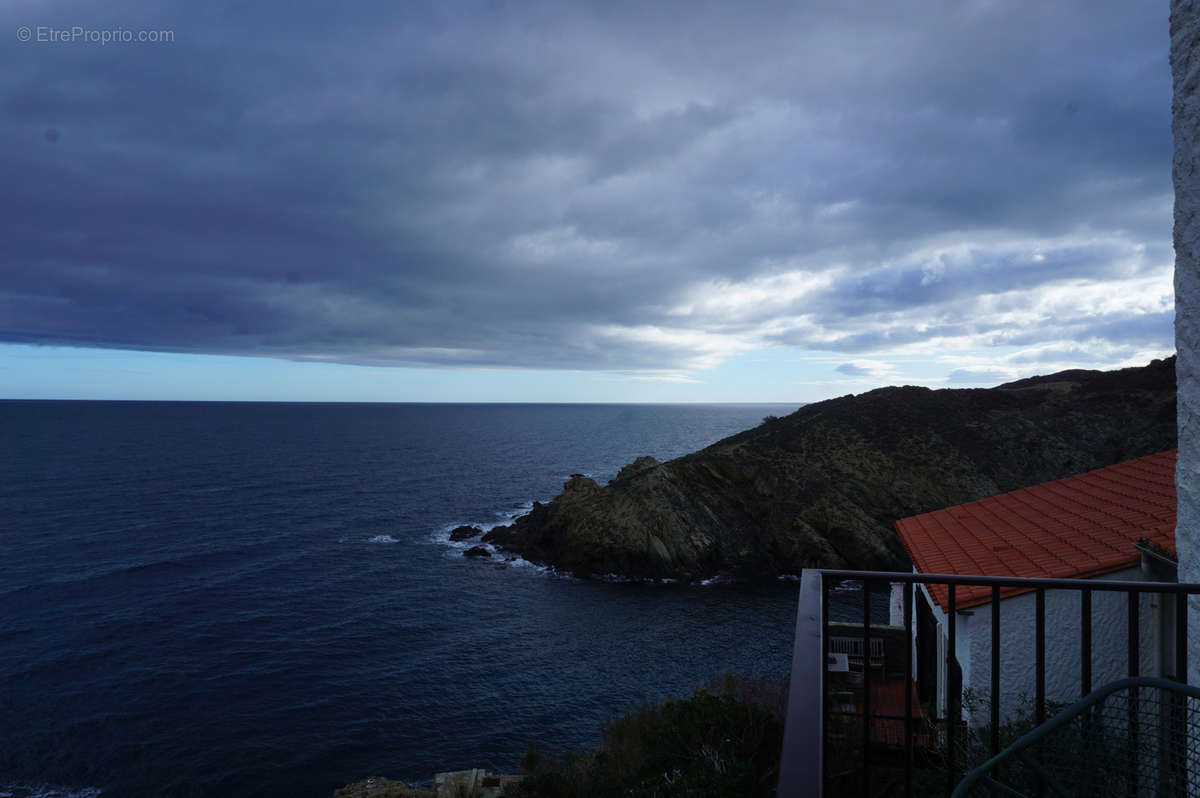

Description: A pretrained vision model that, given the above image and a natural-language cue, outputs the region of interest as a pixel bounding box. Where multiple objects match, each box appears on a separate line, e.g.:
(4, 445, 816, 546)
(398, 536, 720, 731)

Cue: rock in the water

(463, 546, 491, 558)
(449, 525, 483, 541)
(480, 525, 508, 544)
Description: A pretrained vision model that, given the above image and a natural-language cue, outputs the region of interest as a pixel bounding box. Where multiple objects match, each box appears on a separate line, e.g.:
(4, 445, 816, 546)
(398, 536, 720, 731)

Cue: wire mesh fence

(952, 677, 1200, 798)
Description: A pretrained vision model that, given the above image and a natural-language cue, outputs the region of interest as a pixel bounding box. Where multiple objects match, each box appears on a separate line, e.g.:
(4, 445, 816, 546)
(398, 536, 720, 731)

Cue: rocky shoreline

(333, 769, 520, 798)
(478, 358, 1177, 581)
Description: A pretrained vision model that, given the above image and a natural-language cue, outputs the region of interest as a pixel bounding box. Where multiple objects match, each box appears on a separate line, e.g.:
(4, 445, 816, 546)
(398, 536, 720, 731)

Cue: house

(892, 450, 1179, 725)
(779, 8, 1200, 789)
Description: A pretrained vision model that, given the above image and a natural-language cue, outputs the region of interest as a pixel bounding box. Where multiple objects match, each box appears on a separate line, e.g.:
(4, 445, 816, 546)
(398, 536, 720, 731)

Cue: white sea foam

(425, 517, 563, 577)
(492, 500, 535, 521)
(595, 572, 637, 583)
(0, 783, 103, 798)
(592, 572, 690, 586)
(776, 574, 802, 582)
(367, 535, 399, 544)
(426, 497, 545, 549)
(441, 535, 558, 577)
(502, 556, 556, 576)
(430, 523, 486, 550)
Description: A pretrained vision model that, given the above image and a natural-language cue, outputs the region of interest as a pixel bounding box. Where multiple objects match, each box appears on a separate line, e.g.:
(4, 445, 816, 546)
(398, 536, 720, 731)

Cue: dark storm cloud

(0, 0, 1174, 374)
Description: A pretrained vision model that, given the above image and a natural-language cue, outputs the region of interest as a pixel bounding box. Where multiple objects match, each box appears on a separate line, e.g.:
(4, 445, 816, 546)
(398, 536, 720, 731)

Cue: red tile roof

(894, 450, 1176, 612)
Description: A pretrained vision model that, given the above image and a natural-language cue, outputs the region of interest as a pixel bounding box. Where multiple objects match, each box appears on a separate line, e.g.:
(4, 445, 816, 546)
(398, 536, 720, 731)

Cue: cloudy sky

(0, 0, 1175, 401)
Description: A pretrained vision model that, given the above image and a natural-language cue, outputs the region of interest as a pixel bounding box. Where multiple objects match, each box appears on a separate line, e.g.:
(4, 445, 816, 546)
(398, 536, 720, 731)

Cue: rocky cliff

(483, 358, 1177, 580)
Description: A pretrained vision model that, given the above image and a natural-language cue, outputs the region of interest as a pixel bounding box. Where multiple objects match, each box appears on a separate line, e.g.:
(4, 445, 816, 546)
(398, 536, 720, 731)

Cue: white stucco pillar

(1173, 0, 1200, 685)
(889, 582, 905, 627)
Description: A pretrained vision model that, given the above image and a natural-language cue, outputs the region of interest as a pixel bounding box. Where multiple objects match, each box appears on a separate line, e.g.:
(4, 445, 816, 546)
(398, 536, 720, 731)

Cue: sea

(0, 401, 807, 798)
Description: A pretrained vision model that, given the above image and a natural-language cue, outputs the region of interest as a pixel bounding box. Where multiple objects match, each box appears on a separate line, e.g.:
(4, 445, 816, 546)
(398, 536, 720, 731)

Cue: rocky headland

(482, 358, 1177, 580)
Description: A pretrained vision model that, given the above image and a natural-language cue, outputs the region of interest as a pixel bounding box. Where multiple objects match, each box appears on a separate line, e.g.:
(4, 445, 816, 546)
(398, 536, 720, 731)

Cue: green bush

(508, 678, 785, 798)
(898, 691, 1077, 796)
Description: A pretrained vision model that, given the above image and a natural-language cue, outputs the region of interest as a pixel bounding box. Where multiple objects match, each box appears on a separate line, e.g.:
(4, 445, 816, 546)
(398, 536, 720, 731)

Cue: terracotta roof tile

(895, 450, 1177, 612)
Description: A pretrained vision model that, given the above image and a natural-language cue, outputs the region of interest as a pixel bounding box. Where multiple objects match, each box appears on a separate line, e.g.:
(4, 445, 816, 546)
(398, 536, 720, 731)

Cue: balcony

(776, 569, 1200, 797)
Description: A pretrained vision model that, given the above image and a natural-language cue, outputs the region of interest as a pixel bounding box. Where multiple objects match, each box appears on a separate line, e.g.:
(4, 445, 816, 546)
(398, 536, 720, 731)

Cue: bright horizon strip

(0, 343, 1174, 405)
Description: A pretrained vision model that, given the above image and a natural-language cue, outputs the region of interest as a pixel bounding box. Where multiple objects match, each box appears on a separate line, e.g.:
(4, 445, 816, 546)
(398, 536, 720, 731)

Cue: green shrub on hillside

(508, 681, 785, 798)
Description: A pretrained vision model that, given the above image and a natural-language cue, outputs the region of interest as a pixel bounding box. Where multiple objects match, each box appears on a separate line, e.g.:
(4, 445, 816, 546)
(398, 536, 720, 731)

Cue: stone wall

(1173, 0, 1200, 685)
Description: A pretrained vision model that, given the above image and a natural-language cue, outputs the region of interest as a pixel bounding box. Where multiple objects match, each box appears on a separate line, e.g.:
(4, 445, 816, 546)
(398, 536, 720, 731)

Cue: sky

(0, 0, 1176, 402)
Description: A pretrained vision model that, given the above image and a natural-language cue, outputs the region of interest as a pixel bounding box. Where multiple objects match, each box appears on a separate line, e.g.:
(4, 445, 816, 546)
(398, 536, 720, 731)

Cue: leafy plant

(508, 675, 786, 797)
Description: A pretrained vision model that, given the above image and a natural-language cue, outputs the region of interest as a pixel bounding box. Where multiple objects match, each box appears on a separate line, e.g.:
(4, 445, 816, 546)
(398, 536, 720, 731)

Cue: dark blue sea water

(0, 401, 804, 798)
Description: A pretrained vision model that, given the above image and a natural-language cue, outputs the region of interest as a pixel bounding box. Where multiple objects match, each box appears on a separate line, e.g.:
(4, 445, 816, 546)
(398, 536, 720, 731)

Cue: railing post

(946, 584, 957, 797)
(1035, 587, 1045, 727)
(1035, 587, 1045, 798)
(1173, 592, 1189, 798)
(1128, 591, 1140, 798)
(990, 585, 1000, 759)
(862, 579, 871, 798)
(1080, 587, 1093, 789)
(904, 581, 914, 798)
(1081, 589, 1092, 696)
(1176, 592, 1188, 682)
(777, 569, 825, 798)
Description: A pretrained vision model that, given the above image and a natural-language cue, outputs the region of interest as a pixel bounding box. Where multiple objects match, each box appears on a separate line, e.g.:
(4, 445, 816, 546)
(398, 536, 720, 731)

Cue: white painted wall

(920, 568, 1163, 726)
(1172, 0, 1200, 688)
(961, 568, 1160, 725)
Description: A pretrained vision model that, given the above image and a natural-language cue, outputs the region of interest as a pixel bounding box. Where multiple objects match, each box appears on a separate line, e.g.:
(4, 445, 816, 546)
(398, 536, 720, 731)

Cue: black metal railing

(776, 569, 1200, 797)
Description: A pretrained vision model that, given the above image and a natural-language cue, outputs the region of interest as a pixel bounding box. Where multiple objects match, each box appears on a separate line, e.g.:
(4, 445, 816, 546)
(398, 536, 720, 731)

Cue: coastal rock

(331, 777, 433, 798)
(614, 456, 661, 482)
(480, 526, 507, 544)
(435, 768, 522, 797)
(563, 474, 600, 493)
(463, 546, 491, 558)
(449, 525, 483, 541)
(487, 358, 1178, 580)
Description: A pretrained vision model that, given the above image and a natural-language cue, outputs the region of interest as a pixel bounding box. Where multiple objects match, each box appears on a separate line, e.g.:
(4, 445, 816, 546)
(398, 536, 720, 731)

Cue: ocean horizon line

(0, 397, 805, 406)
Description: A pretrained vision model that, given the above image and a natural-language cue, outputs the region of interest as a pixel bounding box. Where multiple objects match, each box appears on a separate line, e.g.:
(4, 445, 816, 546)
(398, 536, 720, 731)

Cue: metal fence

(776, 569, 1200, 797)
(951, 676, 1200, 797)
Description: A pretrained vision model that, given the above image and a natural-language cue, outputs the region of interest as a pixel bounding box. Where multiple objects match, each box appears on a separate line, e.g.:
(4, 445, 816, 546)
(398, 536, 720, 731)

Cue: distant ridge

(484, 357, 1177, 580)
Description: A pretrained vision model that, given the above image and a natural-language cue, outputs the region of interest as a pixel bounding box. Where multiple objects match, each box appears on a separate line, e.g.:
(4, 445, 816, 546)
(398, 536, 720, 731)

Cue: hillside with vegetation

(482, 358, 1177, 579)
